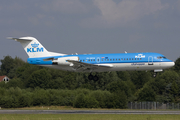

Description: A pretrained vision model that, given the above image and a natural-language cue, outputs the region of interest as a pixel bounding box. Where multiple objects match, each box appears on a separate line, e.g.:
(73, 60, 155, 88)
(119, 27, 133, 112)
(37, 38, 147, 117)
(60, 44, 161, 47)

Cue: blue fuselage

(27, 52, 174, 72)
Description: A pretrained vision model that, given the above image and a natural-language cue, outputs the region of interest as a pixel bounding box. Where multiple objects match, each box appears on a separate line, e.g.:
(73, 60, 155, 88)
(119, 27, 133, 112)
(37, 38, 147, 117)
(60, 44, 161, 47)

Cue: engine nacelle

(52, 56, 79, 65)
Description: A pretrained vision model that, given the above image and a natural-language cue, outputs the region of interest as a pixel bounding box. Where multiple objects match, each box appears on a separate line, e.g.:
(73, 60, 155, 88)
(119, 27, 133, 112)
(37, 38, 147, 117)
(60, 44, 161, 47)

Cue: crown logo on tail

(31, 42, 39, 48)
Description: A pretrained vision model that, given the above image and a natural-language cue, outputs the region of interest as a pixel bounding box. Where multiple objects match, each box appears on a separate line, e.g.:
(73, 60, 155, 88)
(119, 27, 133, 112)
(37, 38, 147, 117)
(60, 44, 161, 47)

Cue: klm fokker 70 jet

(9, 37, 175, 80)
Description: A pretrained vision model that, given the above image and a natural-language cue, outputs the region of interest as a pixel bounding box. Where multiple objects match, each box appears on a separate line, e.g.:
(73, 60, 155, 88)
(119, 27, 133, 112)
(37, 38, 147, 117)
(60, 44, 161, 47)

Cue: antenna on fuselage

(124, 51, 127, 54)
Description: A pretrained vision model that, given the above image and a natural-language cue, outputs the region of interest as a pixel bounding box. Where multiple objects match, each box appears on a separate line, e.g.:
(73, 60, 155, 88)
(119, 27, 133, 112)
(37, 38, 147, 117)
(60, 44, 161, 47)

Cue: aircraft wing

(66, 60, 113, 72)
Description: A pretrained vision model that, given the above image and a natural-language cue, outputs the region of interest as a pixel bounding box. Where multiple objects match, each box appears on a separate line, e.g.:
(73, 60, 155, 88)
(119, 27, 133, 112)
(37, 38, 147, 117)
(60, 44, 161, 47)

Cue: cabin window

(132, 58, 133, 60)
(137, 58, 139, 60)
(129, 58, 131, 60)
(119, 59, 120, 61)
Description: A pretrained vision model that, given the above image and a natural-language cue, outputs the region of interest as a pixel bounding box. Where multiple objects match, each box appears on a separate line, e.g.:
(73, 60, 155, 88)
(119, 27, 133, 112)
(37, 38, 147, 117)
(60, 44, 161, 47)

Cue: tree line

(0, 55, 180, 108)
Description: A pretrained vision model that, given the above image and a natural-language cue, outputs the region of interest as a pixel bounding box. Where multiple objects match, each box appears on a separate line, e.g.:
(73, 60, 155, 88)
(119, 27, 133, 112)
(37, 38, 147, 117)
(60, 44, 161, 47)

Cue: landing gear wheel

(153, 72, 157, 78)
(88, 74, 93, 80)
(93, 75, 99, 81)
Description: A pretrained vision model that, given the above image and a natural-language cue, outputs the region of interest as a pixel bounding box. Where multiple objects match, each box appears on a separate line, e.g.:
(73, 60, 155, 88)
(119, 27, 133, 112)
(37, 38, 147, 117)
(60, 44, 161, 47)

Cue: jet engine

(52, 56, 79, 65)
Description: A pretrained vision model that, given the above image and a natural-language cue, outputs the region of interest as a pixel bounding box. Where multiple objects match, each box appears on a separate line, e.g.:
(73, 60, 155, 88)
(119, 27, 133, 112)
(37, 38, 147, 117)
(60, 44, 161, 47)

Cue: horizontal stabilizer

(7, 37, 32, 41)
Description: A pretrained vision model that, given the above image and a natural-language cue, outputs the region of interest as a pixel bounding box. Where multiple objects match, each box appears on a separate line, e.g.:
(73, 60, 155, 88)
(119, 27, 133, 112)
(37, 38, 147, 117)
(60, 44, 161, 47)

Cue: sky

(0, 0, 180, 62)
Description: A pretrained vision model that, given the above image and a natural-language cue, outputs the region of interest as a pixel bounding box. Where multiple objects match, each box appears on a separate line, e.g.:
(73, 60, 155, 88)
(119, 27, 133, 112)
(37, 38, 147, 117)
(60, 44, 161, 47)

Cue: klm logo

(135, 54, 145, 58)
(27, 42, 44, 53)
(31, 42, 39, 48)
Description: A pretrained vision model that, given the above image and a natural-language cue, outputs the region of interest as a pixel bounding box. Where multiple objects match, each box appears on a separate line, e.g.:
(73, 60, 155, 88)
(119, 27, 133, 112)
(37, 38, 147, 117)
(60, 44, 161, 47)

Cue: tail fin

(8, 37, 65, 58)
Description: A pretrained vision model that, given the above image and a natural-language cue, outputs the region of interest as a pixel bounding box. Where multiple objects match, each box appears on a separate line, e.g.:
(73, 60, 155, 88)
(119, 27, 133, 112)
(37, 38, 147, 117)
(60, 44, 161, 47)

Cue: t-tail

(8, 37, 66, 58)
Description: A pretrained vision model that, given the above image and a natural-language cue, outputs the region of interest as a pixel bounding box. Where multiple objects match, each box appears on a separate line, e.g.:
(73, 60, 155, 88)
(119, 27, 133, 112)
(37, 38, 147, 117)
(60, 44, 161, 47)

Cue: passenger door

(96, 57, 100, 63)
(148, 56, 153, 65)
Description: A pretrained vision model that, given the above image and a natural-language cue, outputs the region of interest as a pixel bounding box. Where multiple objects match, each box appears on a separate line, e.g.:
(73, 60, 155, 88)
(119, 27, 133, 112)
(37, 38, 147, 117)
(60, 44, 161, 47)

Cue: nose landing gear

(153, 72, 157, 78)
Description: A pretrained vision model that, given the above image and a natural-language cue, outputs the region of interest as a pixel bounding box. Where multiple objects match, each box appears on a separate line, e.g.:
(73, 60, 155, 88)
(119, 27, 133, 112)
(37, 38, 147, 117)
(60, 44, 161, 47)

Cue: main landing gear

(88, 73, 99, 81)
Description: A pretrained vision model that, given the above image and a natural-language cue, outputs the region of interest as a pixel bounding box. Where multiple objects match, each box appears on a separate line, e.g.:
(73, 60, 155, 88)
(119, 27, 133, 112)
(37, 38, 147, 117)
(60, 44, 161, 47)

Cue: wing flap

(43, 57, 56, 61)
(66, 60, 113, 71)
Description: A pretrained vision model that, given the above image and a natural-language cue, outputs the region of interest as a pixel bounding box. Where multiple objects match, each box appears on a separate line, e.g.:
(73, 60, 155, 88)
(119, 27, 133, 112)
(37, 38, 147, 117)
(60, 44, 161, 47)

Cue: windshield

(157, 56, 167, 59)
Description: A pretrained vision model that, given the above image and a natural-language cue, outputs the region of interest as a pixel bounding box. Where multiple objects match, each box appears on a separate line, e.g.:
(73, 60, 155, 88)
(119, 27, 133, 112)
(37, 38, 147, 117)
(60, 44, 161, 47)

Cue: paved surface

(0, 110, 180, 114)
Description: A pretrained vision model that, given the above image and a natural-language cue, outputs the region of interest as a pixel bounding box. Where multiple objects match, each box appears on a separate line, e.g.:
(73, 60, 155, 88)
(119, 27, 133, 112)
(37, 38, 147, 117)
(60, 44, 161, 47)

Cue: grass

(0, 114, 180, 120)
(0, 106, 180, 120)
(0, 106, 179, 120)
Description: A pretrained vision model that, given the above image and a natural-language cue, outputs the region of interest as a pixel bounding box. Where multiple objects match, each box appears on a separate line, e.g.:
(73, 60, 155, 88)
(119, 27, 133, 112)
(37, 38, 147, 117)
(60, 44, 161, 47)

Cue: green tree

(107, 80, 132, 98)
(90, 90, 107, 108)
(0, 56, 15, 76)
(112, 91, 127, 108)
(137, 86, 156, 101)
(5, 78, 24, 89)
(73, 93, 86, 108)
(170, 81, 179, 102)
(174, 57, 180, 72)
(8, 57, 25, 78)
(0, 56, 25, 78)
(32, 88, 50, 106)
(131, 71, 152, 89)
(146, 79, 166, 95)
(85, 95, 99, 108)
(117, 71, 131, 81)
(157, 70, 179, 83)
(27, 69, 52, 89)
(48, 77, 66, 89)
(63, 72, 77, 89)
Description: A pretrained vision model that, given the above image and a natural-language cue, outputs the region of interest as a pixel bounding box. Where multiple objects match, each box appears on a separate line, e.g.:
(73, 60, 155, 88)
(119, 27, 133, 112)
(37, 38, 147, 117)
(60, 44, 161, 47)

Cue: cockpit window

(157, 56, 167, 59)
(163, 56, 167, 59)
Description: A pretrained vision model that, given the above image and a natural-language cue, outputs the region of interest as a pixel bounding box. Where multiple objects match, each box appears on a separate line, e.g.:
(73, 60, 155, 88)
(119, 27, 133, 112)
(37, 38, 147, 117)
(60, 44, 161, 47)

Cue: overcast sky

(1, 0, 180, 61)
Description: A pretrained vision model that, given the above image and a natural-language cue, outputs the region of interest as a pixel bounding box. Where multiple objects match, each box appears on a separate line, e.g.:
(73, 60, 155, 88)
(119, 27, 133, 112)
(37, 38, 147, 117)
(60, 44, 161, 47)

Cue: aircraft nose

(161, 61, 175, 68)
(168, 61, 175, 67)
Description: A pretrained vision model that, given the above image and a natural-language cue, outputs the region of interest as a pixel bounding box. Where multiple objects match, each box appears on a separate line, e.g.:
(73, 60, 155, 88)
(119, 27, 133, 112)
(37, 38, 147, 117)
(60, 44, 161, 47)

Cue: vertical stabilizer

(8, 37, 51, 58)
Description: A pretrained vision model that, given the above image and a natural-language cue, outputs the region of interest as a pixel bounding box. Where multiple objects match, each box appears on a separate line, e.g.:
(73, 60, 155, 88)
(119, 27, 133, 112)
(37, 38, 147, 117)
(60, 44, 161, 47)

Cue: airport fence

(128, 102, 180, 110)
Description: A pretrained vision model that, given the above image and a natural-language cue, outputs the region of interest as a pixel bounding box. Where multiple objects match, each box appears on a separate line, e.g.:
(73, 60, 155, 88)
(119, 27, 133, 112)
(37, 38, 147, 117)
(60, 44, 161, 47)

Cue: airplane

(8, 37, 175, 80)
